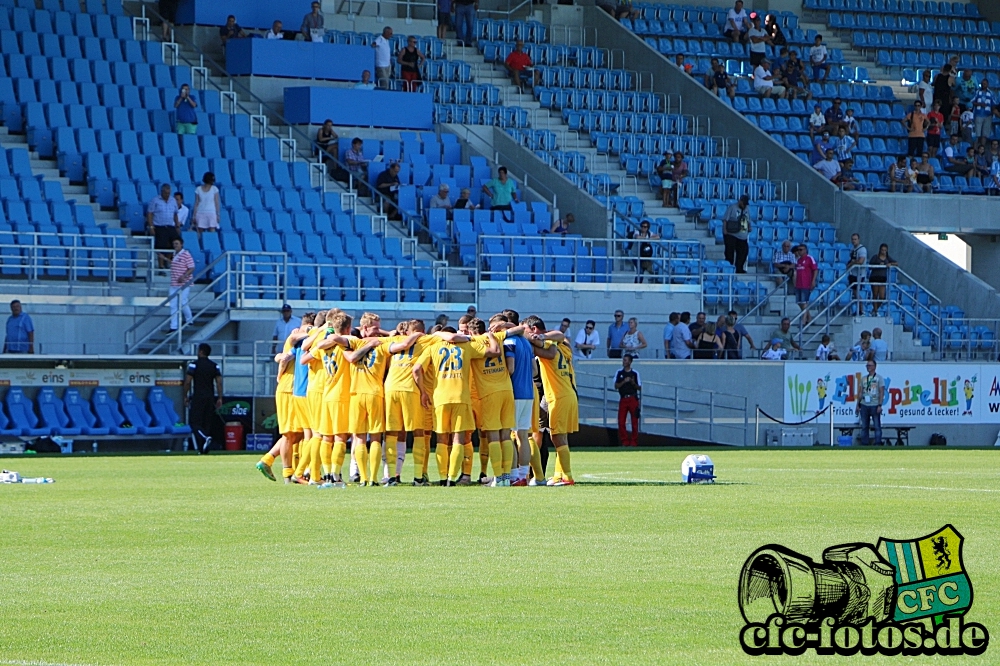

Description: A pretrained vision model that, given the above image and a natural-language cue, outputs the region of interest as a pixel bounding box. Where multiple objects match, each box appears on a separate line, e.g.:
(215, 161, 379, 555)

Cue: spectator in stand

(301, 1, 324, 41)
(633, 219, 660, 284)
(345, 137, 369, 194)
(747, 15, 771, 69)
(619, 317, 647, 358)
(265, 20, 284, 39)
(671, 312, 693, 359)
(947, 99, 963, 138)
(844, 108, 859, 139)
(693, 322, 723, 359)
(868, 243, 896, 317)
(974, 144, 992, 179)
(856, 360, 885, 447)
(823, 97, 848, 135)
(547, 213, 575, 234)
(375, 162, 402, 220)
(453, 188, 477, 211)
(672, 152, 688, 200)
(888, 155, 911, 193)
(159, 0, 178, 40)
(772, 47, 788, 76)
(971, 79, 999, 149)
(811, 131, 832, 164)
(173, 84, 198, 135)
(662, 312, 678, 359)
(147, 183, 179, 269)
(816, 334, 840, 361)
(705, 59, 736, 102)
(574, 320, 599, 360)
(428, 183, 453, 210)
(989, 139, 1000, 163)
(933, 64, 955, 111)
(355, 70, 376, 90)
(169, 237, 194, 332)
(273, 305, 299, 350)
(847, 233, 867, 314)
(942, 136, 976, 177)
(724, 0, 750, 43)
(989, 156, 1000, 196)
(398, 36, 426, 92)
(851, 337, 873, 362)
(954, 69, 979, 107)
(721, 194, 751, 273)
(614, 354, 641, 447)
(615, 0, 639, 20)
(174, 192, 188, 229)
(3, 300, 33, 354)
(772, 239, 795, 279)
(915, 153, 936, 193)
(870, 327, 889, 362)
(839, 158, 860, 191)
(926, 100, 944, 158)
(558, 318, 573, 341)
(192, 172, 220, 237)
(372, 27, 394, 89)
(961, 103, 975, 145)
(813, 149, 842, 182)
(794, 244, 818, 325)
(781, 51, 811, 101)
(761, 338, 787, 360)
(674, 53, 693, 75)
(834, 126, 855, 162)
(453, 0, 476, 48)
(906, 157, 920, 191)
(770, 317, 801, 354)
(808, 103, 825, 139)
(688, 312, 707, 339)
(219, 15, 246, 46)
(437, 0, 452, 40)
(719, 315, 742, 359)
(654, 150, 675, 208)
(808, 34, 830, 83)
(482, 166, 518, 214)
(727, 310, 755, 356)
(766, 14, 787, 47)
(753, 59, 785, 99)
(316, 119, 339, 172)
(903, 100, 929, 157)
(607, 309, 627, 359)
(915, 69, 933, 108)
(505, 40, 539, 90)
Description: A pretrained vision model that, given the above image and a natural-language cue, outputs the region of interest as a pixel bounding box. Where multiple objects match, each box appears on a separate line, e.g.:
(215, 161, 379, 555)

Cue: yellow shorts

(547, 395, 579, 435)
(307, 390, 324, 430)
(349, 393, 385, 434)
(470, 397, 483, 431)
(386, 390, 423, 432)
(276, 391, 294, 434)
(290, 396, 310, 433)
(319, 399, 350, 437)
(434, 403, 474, 434)
(480, 390, 515, 432)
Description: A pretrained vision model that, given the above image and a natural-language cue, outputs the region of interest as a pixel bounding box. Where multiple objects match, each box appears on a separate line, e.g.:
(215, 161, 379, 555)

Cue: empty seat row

(803, 0, 979, 16)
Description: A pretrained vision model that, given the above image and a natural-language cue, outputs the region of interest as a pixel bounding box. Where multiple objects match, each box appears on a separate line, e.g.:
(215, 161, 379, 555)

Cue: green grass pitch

(1, 449, 998, 665)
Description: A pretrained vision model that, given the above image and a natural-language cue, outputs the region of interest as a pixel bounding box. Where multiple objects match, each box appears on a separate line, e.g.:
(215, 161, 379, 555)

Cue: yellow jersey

(317, 342, 351, 403)
(349, 337, 392, 397)
(384, 335, 433, 393)
(276, 337, 295, 394)
(305, 329, 326, 396)
(470, 330, 511, 398)
(536, 339, 577, 403)
(416, 338, 484, 406)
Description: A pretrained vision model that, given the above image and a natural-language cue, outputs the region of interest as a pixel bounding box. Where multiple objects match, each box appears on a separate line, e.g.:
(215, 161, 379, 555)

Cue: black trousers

(907, 137, 925, 156)
(189, 396, 217, 450)
(724, 235, 749, 273)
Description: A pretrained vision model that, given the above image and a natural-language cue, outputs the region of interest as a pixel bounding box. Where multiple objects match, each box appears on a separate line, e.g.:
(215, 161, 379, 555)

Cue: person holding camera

(722, 194, 751, 273)
(856, 360, 884, 446)
(174, 84, 198, 135)
(614, 354, 641, 447)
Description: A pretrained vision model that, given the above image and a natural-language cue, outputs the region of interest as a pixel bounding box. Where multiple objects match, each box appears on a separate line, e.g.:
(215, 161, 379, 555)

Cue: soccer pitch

(1, 449, 997, 665)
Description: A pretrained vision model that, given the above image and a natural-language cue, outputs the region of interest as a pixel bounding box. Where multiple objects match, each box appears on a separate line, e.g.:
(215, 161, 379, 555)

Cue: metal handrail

(0, 239, 155, 287)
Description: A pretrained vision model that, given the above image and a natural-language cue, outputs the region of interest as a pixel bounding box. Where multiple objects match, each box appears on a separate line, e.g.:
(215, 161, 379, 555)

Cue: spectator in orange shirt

(504, 40, 539, 90)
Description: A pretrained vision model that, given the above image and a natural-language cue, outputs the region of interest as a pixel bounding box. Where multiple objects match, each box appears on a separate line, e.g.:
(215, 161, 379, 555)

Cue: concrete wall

(584, 6, 1000, 320)
(851, 193, 1000, 235)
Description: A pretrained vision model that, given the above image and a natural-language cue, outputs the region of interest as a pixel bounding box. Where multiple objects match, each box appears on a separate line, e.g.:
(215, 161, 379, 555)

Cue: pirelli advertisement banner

(783, 362, 1000, 425)
(0, 368, 183, 388)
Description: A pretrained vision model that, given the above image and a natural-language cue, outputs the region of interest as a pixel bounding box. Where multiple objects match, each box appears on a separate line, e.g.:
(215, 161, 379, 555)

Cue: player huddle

(255, 308, 578, 487)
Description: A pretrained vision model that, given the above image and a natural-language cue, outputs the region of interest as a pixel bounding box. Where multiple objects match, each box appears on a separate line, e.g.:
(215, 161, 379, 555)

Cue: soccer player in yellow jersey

(301, 310, 352, 486)
(413, 327, 495, 486)
(525, 315, 577, 486)
(384, 319, 433, 486)
(469, 317, 524, 487)
(457, 315, 481, 484)
(343, 313, 421, 486)
(290, 310, 328, 484)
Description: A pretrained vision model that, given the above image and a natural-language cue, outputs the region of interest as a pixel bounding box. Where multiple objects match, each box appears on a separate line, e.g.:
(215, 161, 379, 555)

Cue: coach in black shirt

(184, 342, 223, 454)
(614, 354, 641, 447)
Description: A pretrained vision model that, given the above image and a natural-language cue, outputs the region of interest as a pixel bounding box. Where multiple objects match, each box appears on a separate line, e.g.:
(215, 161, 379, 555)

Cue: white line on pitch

(856, 484, 1000, 493)
(0, 660, 106, 666)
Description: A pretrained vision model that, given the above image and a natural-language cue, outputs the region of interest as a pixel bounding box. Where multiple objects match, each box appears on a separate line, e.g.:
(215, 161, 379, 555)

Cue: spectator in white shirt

(915, 69, 933, 108)
(816, 334, 840, 361)
(573, 320, 600, 360)
(372, 26, 394, 89)
(662, 312, 678, 359)
(762, 339, 788, 360)
(747, 15, 771, 69)
(428, 183, 453, 209)
(354, 70, 376, 90)
(272, 305, 300, 350)
(870, 327, 889, 362)
(724, 0, 750, 43)
(813, 149, 841, 181)
(174, 193, 189, 228)
(265, 20, 284, 39)
(809, 34, 830, 83)
(753, 60, 786, 98)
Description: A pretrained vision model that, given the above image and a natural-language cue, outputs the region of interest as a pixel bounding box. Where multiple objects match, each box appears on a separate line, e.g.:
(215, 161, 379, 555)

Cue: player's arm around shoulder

(388, 331, 423, 354)
(527, 334, 558, 359)
(343, 337, 379, 364)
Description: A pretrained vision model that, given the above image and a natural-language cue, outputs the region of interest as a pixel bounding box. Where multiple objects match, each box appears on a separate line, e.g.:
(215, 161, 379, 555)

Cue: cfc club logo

(738, 525, 988, 656)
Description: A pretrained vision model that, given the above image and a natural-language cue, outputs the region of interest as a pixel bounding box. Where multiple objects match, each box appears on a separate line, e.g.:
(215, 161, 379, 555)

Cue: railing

(576, 371, 749, 446)
(701, 271, 785, 315)
(0, 234, 156, 293)
(476, 235, 703, 285)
